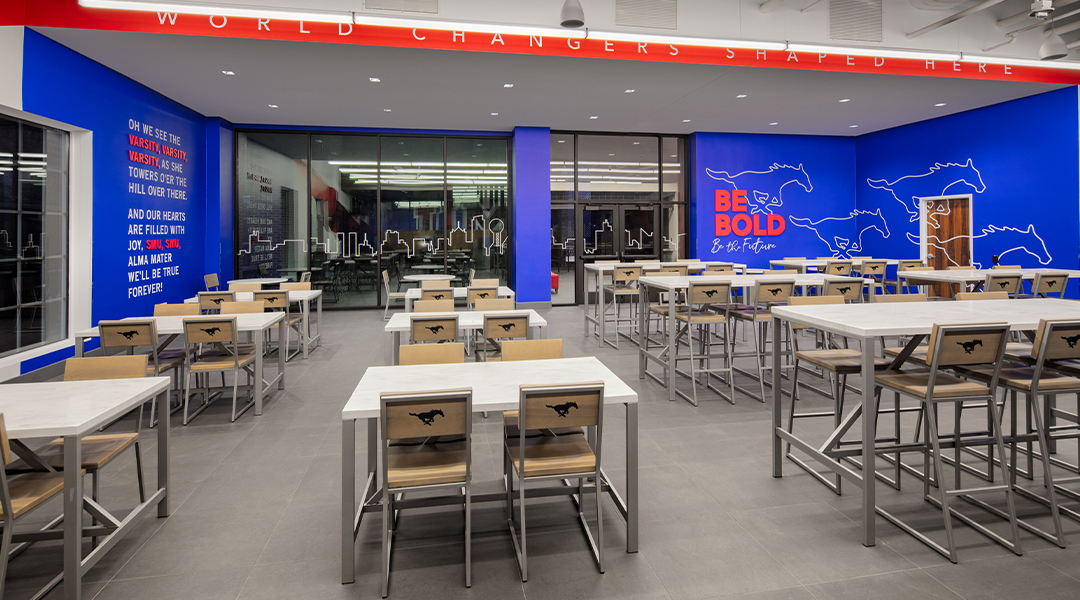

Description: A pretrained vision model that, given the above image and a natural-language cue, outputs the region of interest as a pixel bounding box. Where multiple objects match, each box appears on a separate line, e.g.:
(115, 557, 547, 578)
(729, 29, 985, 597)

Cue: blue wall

(511, 126, 551, 304)
(22, 29, 209, 322)
(206, 117, 235, 282)
(690, 132, 857, 266)
(856, 87, 1080, 281)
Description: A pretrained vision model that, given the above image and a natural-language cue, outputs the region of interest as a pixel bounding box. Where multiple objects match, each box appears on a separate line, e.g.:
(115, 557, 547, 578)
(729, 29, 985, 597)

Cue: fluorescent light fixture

(786, 42, 961, 62)
(849, 125, 858, 128)
(558, 140, 566, 143)
(328, 160, 378, 165)
(369, 77, 381, 82)
(935, 102, 946, 107)
(625, 89, 635, 93)
(17, 153, 46, 158)
(383, 108, 392, 112)
(960, 53, 1080, 70)
(353, 13, 587, 38)
(79, 0, 352, 23)
(839, 98, 851, 103)
(736, 94, 747, 98)
(490, 112, 499, 116)
(633, 141, 640, 145)
(503, 83, 514, 88)
(591, 30, 785, 51)
(682, 119, 691, 122)
(268, 104, 279, 108)
(589, 116, 599, 119)
(769, 122, 778, 126)
(222, 70, 235, 75)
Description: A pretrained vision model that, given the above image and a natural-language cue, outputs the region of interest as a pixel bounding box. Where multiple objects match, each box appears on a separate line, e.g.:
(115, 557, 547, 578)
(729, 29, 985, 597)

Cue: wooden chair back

(183, 317, 239, 345)
(501, 339, 563, 361)
(301, 272, 312, 282)
(467, 286, 499, 304)
(874, 293, 928, 303)
(824, 278, 861, 302)
(1032, 319, 1080, 362)
(956, 291, 1009, 301)
(635, 259, 660, 263)
(705, 264, 734, 273)
(154, 303, 199, 316)
(230, 282, 262, 292)
(382, 389, 471, 445)
(471, 278, 499, 287)
(985, 273, 1021, 295)
(220, 301, 265, 314)
(0, 414, 10, 466)
(411, 315, 458, 342)
(399, 343, 465, 365)
(64, 356, 147, 381)
(927, 322, 1009, 368)
(946, 265, 975, 270)
(474, 298, 515, 311)
(860, 260, 887, 278)
(689, 282, 731, 306)
(420, 279, 447, 289)
(519, 382, 603, 435)
(898, 260, 924, 271)
(254, 291, 288, 311)
(753, 280, 796, 305)
(660, 265, 688, 276)
(413, 299, 454, 313)
(993, 265, 1022, 269)
(421, 288, 454, 302)
(382, 270, 391, 291)
(99, 320, 158, 350)
(483, 313, 529, 339)
(198, 291, 234, 312)
(593, 260, 619, 264)
(280, 282, 311, 291)
(204, 273, 219, 291)
(612, 265, 642, 284)
(675, 259, 701, 263)
(824, 260, 853, 276)
(1033, 272, 1068, 297)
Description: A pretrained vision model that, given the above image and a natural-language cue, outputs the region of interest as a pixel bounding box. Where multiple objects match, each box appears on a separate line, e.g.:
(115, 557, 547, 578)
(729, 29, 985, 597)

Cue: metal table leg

(626, 401, 638, 553)
(254, 328, 265, 415)
(62, 435, 82, 600)
(156, 388, 170, 517)
(341, 418, 355, 584)
(861, 335, 877, 547)
(278, 319, 287, 391)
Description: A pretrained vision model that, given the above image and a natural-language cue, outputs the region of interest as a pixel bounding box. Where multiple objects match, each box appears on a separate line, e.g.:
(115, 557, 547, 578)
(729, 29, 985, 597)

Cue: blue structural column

(204, 117, 235, 281)
(687, 132, 700, 259)
(511, 126, 551, 306)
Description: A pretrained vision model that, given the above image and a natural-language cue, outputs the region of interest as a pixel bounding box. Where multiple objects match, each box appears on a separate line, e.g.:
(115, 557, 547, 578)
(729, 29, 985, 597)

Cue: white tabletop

(585, 261, 746, 273)
(0, 377, 171, 438)
(638, 273, 869, 292)
(411, 265, 446, 271)
(183, 290, 322, 304)
(226, 277, 288, 285)
(343, 356, 637, 420)
(404, 285, 515, 300)
(900, 268, 1080, 284)
(75, 312, 285, 339)
(385, 309, 546, 333)
(772, 298, 1080, 338)
(403, 274, 454, 282)
(770, 258, 905, 269)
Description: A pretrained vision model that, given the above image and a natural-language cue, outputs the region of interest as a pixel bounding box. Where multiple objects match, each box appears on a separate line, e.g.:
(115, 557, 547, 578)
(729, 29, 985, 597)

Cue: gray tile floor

(8, 305, 1080, 599)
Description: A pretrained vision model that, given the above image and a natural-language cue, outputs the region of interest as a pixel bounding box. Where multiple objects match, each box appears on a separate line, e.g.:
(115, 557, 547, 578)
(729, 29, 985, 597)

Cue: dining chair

(504, 382, 605, 582)
(413, 299, 454, 313)
(153, 303, 199, 316)
(229, 282, 262, 292)
(181, 317, 257, 424)
(659, 264, 688, 276)
(420, 279, 446, 289)
(382, 270, 407, 321)
(204, 273, 220, 291)
(602, 265, 641, 349)
(887, 260, 925, 294)
(380, 389, 473, 596)
(197, 291, 235, 313)
(281, 281, 312, 291)
(399, 342, 465, 365)
(824, 260, 853, 276)
(672, 281, 735, 406)
(956, 291, 1009, 301)
(705, 263, 734, 273)
(300, 271, 312, 283)
(984, 273, 1022, 296)
(98, 319, 186, 427)
(1023, 272, 1069, 298)
(474, 298, 515, 311)
(411, 314, 459, 344)
(476, 313, 529, 361)
(731, 279, 798, 402)
(255, 290, 304, 360)
(421, 288, 454, 303)
(467, 286, 499, 308)
(471, 278, 499, 287)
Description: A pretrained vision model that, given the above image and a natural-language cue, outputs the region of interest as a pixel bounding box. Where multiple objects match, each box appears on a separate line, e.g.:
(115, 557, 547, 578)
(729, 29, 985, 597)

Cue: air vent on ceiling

(829, 0, 883, 43)
(615, 0, 678, 30)
(364, 0, 439, 14)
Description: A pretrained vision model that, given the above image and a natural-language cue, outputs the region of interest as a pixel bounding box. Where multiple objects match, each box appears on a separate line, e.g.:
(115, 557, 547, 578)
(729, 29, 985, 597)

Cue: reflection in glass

(551, 206, 575, 305)
(380, 137, 446, 287)
(581, 206, 615, 257)
(576, 135, 660, 202)
(621, 206, 656, 257)
(235, 132, 308, 279)
(663, 137, 686, 260)
(447, 138, 508, 286)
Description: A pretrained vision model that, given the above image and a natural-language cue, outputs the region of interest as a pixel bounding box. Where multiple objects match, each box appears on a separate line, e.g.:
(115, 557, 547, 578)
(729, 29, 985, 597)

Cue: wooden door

(923, 196, 971, 299)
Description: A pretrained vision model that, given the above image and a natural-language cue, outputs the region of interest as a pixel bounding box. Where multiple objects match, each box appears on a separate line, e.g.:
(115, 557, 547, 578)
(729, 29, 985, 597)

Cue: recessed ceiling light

(935, 102, 947, 107)
(609, 153, 615, 156)
(490, 112, 499, 116)
(589, 116, 599, 119)
(633, 141, 640, 145)
(558, 140, 566, 143)
(503, 83, 514, 88)
(839, 98, 851, 103)
(369, 77, 381, 82)
(403, 153, 409, 156)
(625, 89, 635, 93)
(682, 119, 691, 123)
(736, 94, 747, 98)
(849, 125, 858, 128)
(671, 154, 677, 158)
(222, 70, 235, 76)
(769, 122, 778, 126)
(383, 108, 392, 112)
(268, 104, 279, 108)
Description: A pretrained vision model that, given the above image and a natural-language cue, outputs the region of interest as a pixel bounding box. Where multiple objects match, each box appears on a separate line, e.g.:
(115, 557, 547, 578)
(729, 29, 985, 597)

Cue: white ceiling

(36, 26, 1065, 135)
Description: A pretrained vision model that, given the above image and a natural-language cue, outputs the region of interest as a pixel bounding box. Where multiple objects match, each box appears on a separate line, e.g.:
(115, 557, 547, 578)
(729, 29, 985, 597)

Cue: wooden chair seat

(883, 345, 929, 365)
(188, 352, 257, 372)
(1003, 342, 1034, 363)
(795, 349, 892, 374)
(673, 309, 728, 323)
(875, 369, 990, 399)
(8, 434, 138, 472)
(503, 410, 584, 438)
(953, 364, 1080, 392)
(0, 470, 83, 520)
(146, 354, 185, 374)
(154, 348, 190, 362)
(603, 286, 638, 296)
(386, 442, 467, 489)
(506, 434, 596, 478)
(730, 308, 773, 321)
(286, 315, 303, 327)
(647, 304, 687, 316)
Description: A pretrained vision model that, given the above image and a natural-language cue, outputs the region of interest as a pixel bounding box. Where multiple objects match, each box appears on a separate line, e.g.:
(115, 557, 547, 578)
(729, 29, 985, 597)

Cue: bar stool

(874, 322, 1022, 563)
(730, 279, 798, 403)
(672, 281, 735, 406)
(602, 264, 641, 349)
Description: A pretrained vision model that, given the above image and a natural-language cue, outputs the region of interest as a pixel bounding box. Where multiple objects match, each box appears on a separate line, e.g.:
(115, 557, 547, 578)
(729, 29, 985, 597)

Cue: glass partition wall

(236, 132, 511, 309)
(549, 132, 687, 305)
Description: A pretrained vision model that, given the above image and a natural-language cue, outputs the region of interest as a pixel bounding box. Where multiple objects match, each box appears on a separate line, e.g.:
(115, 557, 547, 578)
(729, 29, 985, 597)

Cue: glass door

(551, 205, 575, 305)
(621, 205, 660, 260)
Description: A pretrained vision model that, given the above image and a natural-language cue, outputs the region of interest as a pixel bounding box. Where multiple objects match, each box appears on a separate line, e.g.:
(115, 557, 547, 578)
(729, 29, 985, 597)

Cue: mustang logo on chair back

(622, 270, 634, 276)
(767, 287, 782, 296)
(211, 298, 225, 305)
(265, 297, 278, 303)
(118, 330, 140, 340)
(1061, 334, 1080, 349)
(432, 294, 446, 300)
(870, 265, 880, 271)
(498, 322, 516, 332)
(836, 286, 851, 295)
(201, 327, 221, 337)
(997, 281, 1010, 289)
(1048, 280, 1058, 287)
(477, 292, 489, 298)
(546, 401, 578, 417)
(956, 339, 983, 354)
(409, 409, 444, 426)
(703, 289, 718, 297)
(426, 325, 445, 335)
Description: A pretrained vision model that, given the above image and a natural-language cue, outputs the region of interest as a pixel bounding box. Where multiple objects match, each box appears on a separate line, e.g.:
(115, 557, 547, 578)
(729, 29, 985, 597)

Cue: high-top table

(403, 285, 515, 311)
(184, 290, 323, 359)
(0, 377, 171, 600)
(899, 268, 1080, 296)
(768, 258, 904, 273)
(226, 277, 288, 288)
(74, 312, 286, 416)
(637, 273, 874, 402)
(769, 297, 1080, 549)
(583, 262, 748, 345)
(340, 356, 639, 584)
(384, 309, 547, 364)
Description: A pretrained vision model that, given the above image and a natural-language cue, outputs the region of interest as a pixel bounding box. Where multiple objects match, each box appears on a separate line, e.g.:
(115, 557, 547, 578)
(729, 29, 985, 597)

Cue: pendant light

(1040, 14, 1069, 60)
(560, 0, 585, 28)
